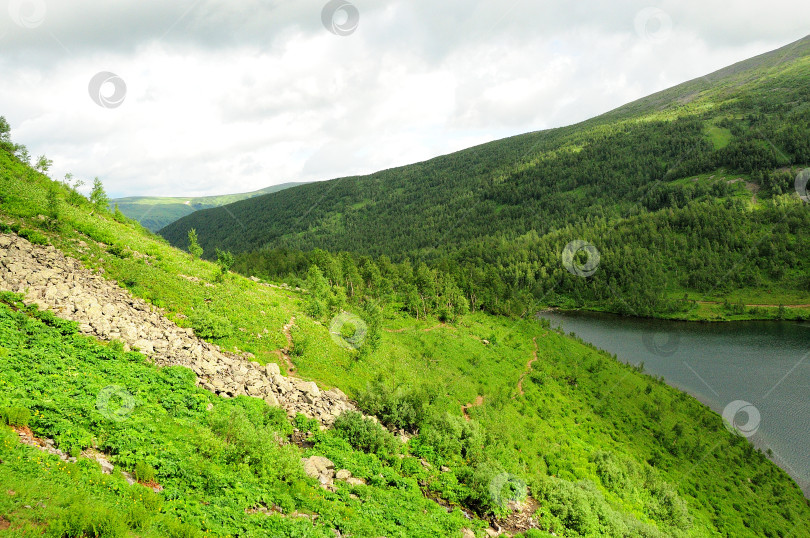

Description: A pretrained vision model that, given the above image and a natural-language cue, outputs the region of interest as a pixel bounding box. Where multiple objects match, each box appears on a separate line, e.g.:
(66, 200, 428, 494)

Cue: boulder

(265, 362, 281, 376)
(298, 381, 320, 399)
(335, 469, 352, 481)
(133, 339, 154, 355)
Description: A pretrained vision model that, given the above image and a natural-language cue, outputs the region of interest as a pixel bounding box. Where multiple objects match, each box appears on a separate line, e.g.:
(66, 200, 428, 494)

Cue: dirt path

(383, 323, 456, 334)
(461, 395, 484, 421)
(697, 301, 810, 308)
(274, 316, 297, 374)
(423, 323, 454, 332)
(516, 336, 540, 397)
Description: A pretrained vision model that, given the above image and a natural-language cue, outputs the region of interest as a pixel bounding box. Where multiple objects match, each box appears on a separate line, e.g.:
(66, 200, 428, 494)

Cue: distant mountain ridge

(111, 182, 305, 231)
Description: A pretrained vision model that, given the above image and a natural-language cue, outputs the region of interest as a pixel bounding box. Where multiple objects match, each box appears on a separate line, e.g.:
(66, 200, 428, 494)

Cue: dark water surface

(539, 310, 810, 496)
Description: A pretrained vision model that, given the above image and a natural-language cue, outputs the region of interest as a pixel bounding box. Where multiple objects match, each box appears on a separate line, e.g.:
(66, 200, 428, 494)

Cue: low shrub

(46, 502, 128, 538)
(107, 244, 132, 259)
(333, 411, 399, 457)
(18, 227, 48, 245)
(134, 461, 157, 483)
(357, 379, 438, 431)
(414, 412, 485, 465)
(189, 308, 233, 339)
(0, 406, 30, 427)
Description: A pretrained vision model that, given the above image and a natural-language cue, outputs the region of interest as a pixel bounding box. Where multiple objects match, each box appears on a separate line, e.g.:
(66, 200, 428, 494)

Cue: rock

(441, 466, 451, 473)
(246, 384, 265, 397)
(461, 529, 476, 538)
(336, 469, 352, 481)
(265, 362, 281, 376)
(345, 477, 366, 486)
(298, 381, 320, 399)
(302, 456, 336, 488)
(264, 393, 280, 407)
(133, 339, 154, 355)
(121, 325, 138, 341)
(305, 456, 334, 474)
(325, 388, 348, 401)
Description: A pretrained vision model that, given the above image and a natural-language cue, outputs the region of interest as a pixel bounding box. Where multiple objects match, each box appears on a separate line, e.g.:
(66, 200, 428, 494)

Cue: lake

(538, 310, 810, 496)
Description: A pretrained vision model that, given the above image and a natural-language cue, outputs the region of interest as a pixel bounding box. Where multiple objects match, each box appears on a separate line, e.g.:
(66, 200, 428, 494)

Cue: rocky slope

(0, 232, 353, 425)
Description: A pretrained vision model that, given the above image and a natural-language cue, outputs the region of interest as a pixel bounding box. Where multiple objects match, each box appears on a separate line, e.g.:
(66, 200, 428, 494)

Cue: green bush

(189, 308, 233, 339)
(46, 503, 128, 538)
(18, 227, 48, 245)
(0, 406, 30, 427)
(333, 411, 399, 457)
(134, 461, 157, 483)
(357, 379, 437, 431)
(415, 412, 485, 465)
(107, 244, 132, 259)
(209, 399, 299, 482)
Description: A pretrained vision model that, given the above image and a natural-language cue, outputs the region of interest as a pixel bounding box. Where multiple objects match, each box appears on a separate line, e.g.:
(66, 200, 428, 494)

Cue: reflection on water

(539, 310, 810, 496)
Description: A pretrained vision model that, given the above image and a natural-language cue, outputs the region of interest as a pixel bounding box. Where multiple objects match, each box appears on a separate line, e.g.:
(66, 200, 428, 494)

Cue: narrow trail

(383, 323, 456, 334)
(697, 301, 810, 308)
(516, 336, 541, 397)
(422, 323, 454, 332)
(273, 316, 297, 374)
(461, 395, 484, 421)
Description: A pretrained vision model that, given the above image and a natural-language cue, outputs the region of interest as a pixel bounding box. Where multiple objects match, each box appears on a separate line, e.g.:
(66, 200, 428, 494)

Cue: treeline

(233, 194, 810, 319)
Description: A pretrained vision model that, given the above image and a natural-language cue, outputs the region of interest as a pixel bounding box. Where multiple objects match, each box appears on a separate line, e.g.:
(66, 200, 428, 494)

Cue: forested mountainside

(162, 36, 810, 320)
(1, 114, 809, 536)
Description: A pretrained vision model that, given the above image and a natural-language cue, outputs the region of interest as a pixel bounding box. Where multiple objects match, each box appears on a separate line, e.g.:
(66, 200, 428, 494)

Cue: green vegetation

(1, 37, 810, 537)
(110, 183, 305, 232)
(162, 36, 810, 321)
(0, 293, 476, 536)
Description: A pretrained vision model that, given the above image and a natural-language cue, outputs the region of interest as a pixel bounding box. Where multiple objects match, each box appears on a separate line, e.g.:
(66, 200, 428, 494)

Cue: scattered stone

(0, 232, 356, 427)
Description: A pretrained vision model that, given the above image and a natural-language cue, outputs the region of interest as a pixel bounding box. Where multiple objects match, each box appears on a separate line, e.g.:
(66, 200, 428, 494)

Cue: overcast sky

(1, 1, 808, 198)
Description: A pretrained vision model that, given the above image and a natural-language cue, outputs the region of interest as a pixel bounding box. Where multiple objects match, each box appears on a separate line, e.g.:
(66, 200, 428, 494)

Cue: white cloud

(0, 0, 807, 197)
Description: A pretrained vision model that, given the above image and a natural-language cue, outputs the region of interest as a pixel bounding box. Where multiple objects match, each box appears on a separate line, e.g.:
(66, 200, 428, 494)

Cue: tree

(89, 177, 109, 211)
(187, 228, 203, 259)
(215, 248, 234, 282)
(0, 116, 11, 151)
(45, 184, 60, 229)
(15, 145, 30, 164)
(62, 173, 86, 207)
(305, 265, 329, 318)
(35, 155, 53, 175)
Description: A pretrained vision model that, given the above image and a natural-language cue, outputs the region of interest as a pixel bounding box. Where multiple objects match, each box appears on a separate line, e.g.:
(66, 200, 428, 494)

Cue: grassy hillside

(160, 36, 810, 320)
(111, 183, 304, 232)
(1, 120, 809, 536)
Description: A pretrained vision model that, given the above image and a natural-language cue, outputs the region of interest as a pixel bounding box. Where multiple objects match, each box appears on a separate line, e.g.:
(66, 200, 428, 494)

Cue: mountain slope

(112, 182, 304, 231)
(160, 35, 810, 319)
(1, 117, 809, 535)
(161, 36, 810, 258)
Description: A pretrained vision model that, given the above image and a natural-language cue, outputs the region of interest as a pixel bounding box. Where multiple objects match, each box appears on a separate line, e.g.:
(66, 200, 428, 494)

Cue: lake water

(538, 310, 810, 496)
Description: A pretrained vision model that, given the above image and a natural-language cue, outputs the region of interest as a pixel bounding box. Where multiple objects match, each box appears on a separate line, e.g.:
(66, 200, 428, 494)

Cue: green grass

(704, 125, 733, 149)
(0, 295, 478, 537)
